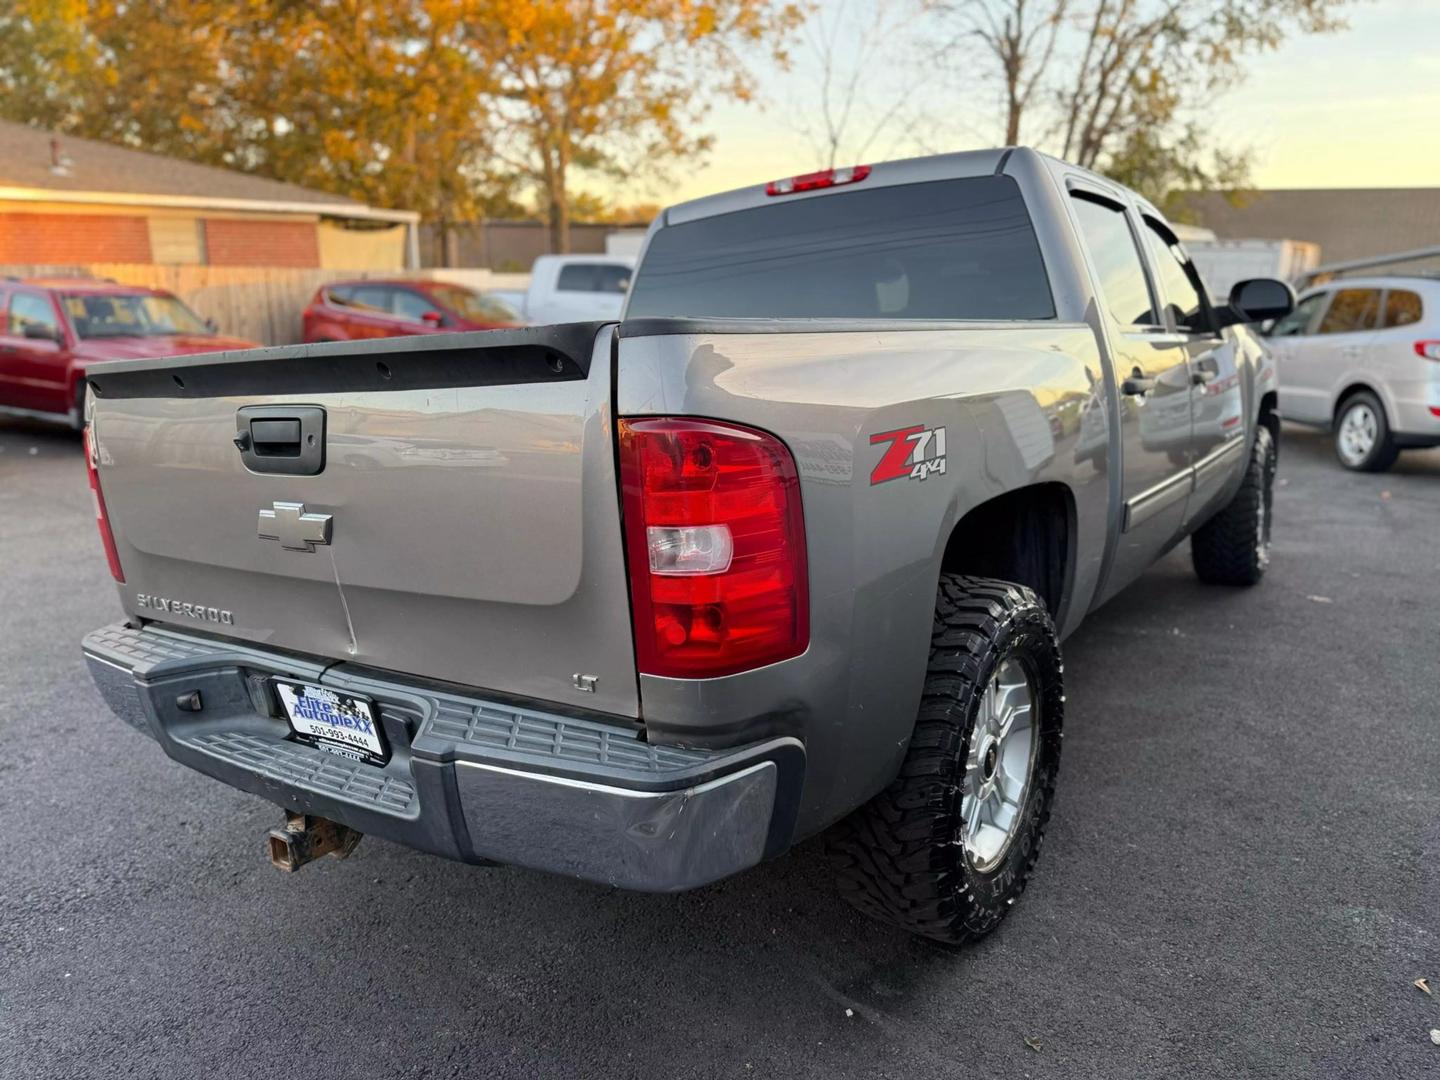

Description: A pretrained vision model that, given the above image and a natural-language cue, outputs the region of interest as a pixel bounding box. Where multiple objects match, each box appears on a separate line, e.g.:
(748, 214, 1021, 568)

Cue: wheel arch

(939, 482, 1077, 627)
(1257, 389, 1279, 443)
(1332, 380, 1393, 426)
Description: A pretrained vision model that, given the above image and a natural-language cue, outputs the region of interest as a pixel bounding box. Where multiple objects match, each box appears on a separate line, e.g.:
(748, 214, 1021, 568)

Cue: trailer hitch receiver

(267, 811, 363, 871)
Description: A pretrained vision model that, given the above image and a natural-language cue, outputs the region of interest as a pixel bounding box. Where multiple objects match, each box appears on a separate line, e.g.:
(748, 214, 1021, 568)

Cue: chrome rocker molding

(1122, 438, 1246, 533)
(83, 621, 804, 892)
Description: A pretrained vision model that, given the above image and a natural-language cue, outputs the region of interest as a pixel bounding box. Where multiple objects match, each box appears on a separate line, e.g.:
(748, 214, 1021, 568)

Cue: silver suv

(1266, 276, 1440, 470)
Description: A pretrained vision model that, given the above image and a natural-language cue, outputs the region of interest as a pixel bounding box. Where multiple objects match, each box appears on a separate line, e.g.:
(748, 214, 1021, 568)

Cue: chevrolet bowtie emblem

(257, 501, 333, 552)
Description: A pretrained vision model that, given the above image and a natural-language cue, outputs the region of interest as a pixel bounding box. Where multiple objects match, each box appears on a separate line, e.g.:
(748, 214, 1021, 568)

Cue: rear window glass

(1382, 289, 1423, 328)
(625, 176, 1054, 321)
(557, 263, 631, 294)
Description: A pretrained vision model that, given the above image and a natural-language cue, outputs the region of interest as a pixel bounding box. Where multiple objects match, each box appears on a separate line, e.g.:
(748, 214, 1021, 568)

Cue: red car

(0, 278, 258, 428)
(302, 279, 523, 343)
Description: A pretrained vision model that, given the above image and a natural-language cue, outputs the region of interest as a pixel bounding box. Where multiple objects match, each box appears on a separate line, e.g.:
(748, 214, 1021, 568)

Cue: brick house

(0, 120, 418, 269)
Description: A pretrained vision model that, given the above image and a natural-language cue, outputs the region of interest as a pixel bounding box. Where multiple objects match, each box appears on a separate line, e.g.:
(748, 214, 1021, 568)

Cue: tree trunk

(1005, 94, 1022, 145)
(546, 145, 572, 254)
(549, 192, 570, 254)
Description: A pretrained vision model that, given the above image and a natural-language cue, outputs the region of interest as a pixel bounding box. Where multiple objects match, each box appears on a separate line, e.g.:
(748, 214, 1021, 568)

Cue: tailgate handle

(236, 405, 326, 476)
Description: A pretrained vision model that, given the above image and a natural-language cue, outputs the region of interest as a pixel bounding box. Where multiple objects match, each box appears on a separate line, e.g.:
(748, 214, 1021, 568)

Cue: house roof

(1187, 188, 1440, 265)
(0, 119, 364, 210)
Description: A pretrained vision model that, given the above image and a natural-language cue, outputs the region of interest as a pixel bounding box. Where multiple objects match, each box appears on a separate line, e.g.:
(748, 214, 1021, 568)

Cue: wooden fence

(1, 264, 529, 346)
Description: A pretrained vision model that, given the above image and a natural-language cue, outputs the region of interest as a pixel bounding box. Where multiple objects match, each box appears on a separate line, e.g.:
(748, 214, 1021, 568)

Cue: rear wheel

(1334, 391, 1398, 472)
(828, 575, 1063, 946)
(1191, 424, 1276, 586)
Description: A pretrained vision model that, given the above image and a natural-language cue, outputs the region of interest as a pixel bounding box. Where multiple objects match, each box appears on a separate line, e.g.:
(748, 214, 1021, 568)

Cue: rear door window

(1381, 289, 1423, 329)
(1317, 289, 1381, 335)
(393, 288, 440, 322)
(350, 285, 392, 314)
(626, 175, 1055, 321)
(1070, 194, 1157, 328)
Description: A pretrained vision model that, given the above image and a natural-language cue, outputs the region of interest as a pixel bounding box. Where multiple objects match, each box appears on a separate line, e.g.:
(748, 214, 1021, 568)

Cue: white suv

(1266, 276, 1440, 471)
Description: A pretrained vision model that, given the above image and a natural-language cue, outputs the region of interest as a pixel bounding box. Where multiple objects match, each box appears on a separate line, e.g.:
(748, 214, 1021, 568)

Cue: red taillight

(1414, 340, 1440, 361)
(766, 164, 871, 197)
(84, 427, 125, 583)
(618, 418, 808, 678)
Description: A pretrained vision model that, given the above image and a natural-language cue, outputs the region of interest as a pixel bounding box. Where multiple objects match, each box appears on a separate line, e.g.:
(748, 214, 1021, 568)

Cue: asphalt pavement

(2, 417, 1437, 1079)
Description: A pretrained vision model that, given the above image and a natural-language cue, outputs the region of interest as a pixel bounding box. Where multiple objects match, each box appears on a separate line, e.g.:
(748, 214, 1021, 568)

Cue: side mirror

(421, 310, 445, 326)
(23, 322, 60, 342)
(1216, 278, 1295, 328)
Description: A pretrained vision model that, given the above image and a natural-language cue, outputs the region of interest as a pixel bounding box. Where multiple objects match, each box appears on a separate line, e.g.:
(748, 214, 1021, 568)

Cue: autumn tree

(0, 1, 497, 226)
(220, 3, 498, 229)
(937, 0, 1350, 207)
(471, 0, 801, 253)
(787, 0, 963, 170)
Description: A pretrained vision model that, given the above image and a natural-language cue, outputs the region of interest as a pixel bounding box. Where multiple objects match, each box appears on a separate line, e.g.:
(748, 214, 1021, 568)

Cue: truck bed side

(614, 319, 1110, 831)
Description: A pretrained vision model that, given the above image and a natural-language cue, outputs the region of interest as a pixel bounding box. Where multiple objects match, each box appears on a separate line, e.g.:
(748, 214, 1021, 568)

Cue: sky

(617, 0, 1440, 205)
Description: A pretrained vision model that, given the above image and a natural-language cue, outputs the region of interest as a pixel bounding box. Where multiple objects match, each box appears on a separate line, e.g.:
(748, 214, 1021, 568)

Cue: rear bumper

(83, 622, 803, 892)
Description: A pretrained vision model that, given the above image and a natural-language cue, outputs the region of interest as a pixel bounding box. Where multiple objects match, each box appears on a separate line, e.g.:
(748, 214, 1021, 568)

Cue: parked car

(302, 280, 522, 342)
(0, 278, 257, 428)
(80, 148, 1289, 946)
(488, 254, 634, 324)
(1264, 276, 1440, 470)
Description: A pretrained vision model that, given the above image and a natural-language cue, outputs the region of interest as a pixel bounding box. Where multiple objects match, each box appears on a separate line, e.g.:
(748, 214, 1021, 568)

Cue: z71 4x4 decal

(869, 424, 948, 485)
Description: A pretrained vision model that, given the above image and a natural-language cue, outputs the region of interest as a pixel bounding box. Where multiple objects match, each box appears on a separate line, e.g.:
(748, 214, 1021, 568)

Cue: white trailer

(1185, 238, 1320, 300)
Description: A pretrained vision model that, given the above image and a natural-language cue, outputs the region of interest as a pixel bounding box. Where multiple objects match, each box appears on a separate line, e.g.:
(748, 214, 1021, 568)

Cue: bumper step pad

(82, 621, 803, 891)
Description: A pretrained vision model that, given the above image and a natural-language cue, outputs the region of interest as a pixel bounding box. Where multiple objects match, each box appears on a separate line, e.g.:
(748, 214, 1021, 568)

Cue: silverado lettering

(134, 594, 234, 625)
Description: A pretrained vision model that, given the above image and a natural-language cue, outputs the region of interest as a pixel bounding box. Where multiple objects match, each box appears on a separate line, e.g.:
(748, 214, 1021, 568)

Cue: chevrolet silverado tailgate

(85, 325, 639, 717)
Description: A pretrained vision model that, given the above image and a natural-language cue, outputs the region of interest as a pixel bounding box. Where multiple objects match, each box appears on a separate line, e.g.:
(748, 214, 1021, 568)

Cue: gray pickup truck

(81, 148, 1293, 945)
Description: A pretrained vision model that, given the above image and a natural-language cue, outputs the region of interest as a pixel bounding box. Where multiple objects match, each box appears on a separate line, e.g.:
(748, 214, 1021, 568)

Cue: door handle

(235, 406, 326, 476)
(1121, 374, 1156, 396)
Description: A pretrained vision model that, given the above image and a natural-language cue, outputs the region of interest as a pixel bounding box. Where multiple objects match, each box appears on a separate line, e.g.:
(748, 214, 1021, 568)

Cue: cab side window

(1070, 194, 1157, 328)
(1141, 217, 1211, 333)
(1317, 289, 1381, 335)
(1268, 293, 1325, 337)
(1382, 289, 1423, 329)
(8, 292, 60, 339)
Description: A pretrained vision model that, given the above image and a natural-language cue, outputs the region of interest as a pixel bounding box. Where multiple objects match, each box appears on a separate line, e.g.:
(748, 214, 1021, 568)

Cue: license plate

(274, 680, 386, 766)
